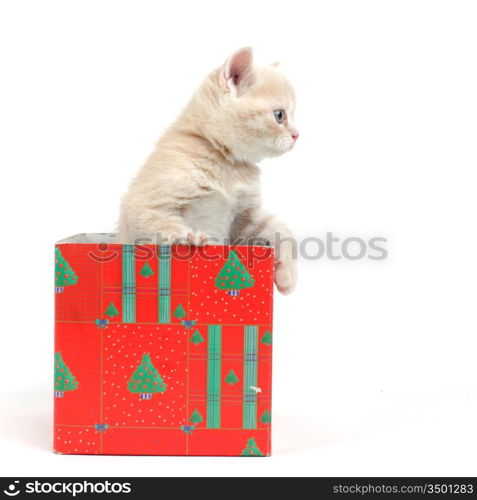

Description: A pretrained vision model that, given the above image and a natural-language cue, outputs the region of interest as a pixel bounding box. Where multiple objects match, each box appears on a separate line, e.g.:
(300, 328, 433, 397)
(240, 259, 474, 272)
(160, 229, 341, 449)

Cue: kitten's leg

(232, 209, 297, 294)
(118, 210, 207, 246)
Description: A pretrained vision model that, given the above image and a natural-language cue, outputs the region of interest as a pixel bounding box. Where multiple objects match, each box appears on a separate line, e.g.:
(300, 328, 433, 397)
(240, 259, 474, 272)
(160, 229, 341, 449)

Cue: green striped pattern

(243, 326, 259, 429)
(206, 325, 222, 428)
(158, 245, 171, 324)
(122, 245, 136, 323)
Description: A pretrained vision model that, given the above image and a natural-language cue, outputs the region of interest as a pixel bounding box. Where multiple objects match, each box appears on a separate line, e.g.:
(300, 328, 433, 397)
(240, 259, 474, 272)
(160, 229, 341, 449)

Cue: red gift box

(54, 234, 274, 456)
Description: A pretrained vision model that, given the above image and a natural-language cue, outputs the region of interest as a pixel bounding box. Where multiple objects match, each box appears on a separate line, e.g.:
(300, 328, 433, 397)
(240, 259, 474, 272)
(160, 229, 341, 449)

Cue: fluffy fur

(118, 47, 298, 294)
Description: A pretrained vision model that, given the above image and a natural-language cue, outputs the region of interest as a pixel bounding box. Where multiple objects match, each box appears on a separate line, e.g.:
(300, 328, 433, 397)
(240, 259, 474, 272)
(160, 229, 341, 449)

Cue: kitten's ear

(219, 47, 255, 96)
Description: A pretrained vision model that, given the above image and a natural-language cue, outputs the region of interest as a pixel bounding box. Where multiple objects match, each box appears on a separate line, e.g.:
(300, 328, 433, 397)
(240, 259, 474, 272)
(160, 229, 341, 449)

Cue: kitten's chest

(183, 179, 256, 239)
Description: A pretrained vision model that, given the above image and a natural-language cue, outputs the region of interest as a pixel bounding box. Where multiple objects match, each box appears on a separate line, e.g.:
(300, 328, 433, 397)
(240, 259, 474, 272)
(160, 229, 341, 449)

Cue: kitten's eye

(273, 109, 286, 124)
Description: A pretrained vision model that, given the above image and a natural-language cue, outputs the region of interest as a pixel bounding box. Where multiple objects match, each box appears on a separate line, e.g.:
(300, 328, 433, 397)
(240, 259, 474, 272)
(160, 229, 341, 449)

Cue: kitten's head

(197, 47, 299, 163)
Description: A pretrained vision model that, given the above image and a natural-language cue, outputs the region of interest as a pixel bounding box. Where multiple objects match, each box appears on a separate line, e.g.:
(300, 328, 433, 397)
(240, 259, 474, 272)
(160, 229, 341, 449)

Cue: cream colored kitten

(118, 47, 298, 294)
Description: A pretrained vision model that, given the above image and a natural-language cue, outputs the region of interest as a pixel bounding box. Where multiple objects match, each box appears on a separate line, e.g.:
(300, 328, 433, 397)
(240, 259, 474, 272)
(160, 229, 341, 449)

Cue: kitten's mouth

(274, 139, 295, 154)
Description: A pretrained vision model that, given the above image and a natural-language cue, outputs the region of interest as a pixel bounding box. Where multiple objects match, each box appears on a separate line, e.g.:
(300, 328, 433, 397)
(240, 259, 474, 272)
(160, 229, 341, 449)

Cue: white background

(1, 0, 476, 477)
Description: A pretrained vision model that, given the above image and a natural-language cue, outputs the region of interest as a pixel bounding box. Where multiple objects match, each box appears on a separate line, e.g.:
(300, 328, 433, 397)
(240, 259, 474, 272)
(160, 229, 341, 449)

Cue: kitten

(118, 47, 299, 294)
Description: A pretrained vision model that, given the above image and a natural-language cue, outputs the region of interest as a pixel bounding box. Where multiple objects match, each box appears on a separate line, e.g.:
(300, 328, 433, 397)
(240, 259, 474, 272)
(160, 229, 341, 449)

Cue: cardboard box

(54, 234, 274, 456)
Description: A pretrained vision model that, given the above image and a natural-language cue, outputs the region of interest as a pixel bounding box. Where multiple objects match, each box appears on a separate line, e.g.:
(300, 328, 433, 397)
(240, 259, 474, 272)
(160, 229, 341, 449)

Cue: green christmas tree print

(127, 354, 167, 399)
(105, 301, 119, 318)
(215, 250, 255, 296)
(260, 410, 272, 424)
(55, 247, 78, 293)
(173, 303, 186, 319)
(54, 352, 78, 397)
(225, 369, 239, 386)
(241, 437, 264, 456)
(190, 329, 204, 345)
(190, 409, 203, 424)
(139, 262, 154, 278)
(260, 330, 272, 345)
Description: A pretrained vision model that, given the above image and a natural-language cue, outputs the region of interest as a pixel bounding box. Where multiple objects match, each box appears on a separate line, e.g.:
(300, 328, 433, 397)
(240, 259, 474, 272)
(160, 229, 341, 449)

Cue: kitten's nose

(291, 132, 299, 141)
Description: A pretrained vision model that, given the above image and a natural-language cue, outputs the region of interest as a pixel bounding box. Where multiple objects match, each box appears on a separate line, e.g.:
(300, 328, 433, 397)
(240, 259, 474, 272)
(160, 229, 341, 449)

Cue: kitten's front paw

(169, 229, 209, 246)
(166, 227, 191, 245)
(274, 259, 297, 295)
(186, 231, 209, 246)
